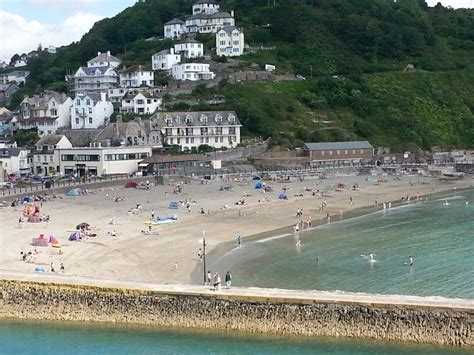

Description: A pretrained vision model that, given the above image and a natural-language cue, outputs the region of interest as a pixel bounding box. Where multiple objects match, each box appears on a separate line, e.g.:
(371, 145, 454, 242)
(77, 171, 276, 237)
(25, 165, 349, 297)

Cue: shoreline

(191, 185, 474, 285)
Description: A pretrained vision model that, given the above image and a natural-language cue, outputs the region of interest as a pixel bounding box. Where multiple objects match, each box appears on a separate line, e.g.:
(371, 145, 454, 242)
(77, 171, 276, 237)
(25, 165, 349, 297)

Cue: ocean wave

(255, 233, 293, 243)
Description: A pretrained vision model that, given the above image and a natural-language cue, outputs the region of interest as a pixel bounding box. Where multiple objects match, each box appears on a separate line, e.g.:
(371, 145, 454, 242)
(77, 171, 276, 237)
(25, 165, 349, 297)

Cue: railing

(1, 173, 131, 197)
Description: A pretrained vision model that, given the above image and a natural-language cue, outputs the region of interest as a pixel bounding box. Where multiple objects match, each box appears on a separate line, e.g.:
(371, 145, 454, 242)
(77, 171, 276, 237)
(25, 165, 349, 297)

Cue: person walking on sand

(197, 248, 203, 261)
(50, 262, 55, 273)
(151, 210, 155, 220)
(213, 272, 221, 290)
(225, 271, 232, 288)
(207, 270, 212, 286)
(60, 263, 65, 273)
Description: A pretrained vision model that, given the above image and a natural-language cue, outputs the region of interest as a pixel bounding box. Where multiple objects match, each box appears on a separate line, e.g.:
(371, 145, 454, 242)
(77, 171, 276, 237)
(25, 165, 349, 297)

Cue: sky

(0, 0, 473, 63)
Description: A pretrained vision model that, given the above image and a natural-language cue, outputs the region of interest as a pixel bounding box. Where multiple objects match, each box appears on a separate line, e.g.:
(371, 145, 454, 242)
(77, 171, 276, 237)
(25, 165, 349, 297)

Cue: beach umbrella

(49, 236, 59, 245)
(76, 222, 90, 230)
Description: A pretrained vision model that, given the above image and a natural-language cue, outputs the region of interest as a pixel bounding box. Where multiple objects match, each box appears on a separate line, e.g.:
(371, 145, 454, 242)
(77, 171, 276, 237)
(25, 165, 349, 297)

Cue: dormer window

(165, 115, 172, 126)
(185, 114, 193, 124)
(200, 114, 208, 124)
(215, 113, 223, 123)
(228, 113, 236, 123)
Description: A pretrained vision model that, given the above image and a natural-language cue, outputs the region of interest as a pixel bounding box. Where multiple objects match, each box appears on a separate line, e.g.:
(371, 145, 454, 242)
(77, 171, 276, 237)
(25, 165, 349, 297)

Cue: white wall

(152, 50, 181, 70)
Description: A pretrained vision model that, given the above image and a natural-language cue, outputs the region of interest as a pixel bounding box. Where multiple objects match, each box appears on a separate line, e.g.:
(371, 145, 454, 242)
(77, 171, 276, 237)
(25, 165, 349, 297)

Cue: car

(296, 74, 306, 80)
(251, 175, 262, 181)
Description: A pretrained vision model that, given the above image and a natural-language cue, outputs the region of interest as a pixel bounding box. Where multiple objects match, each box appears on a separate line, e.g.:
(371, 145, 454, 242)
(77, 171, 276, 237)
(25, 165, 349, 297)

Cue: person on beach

(197, 248, 203, 261)
(50, 262, 55, 273)
(60, 263, 65, 273)
(207, 270, 212, 286)
(225, 271, 232, 288)
(237, 235, 242, 246)
(213, 272, 221, 290)
(151, 210, 155, 219)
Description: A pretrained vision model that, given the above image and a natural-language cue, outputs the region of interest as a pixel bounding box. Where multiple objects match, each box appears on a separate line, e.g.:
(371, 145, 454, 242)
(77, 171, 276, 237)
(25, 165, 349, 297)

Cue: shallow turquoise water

(1, 319, 471, 354)
(210, 190, 474, 298)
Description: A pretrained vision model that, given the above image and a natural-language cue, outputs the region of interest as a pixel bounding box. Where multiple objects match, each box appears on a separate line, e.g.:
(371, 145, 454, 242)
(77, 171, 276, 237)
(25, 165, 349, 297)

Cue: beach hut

(125, 181, 138, 189)
(67, 189, 80, 196)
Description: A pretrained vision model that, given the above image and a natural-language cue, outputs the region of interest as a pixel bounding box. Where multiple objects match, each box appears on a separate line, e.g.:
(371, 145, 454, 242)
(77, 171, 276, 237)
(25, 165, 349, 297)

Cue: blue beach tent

(278, 192, 288, 200)
(255, 182, 263, 189)
(67, 189, 80, 196)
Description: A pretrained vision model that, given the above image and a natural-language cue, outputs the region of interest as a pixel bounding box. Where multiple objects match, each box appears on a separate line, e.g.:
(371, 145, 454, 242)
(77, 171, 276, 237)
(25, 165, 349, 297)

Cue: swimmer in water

(444, 200, 449, 206)
(368, 253, 375, 261)
(296, 239, 301, 248)
(408, 256, 414, 267)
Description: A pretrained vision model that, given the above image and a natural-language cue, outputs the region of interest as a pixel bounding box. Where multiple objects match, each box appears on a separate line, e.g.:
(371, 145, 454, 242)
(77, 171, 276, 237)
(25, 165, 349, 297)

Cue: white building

(13, 54, 28, 68)
(57, 146, 152, 177)
(185, 11, 235, 34)
(68, 66, 119, 95)
(164, 18, 185, 39)
(0, 147, 30, 176)
(107, 87, 129, 106)
(46, 46, 57, 54)
(192, 0, 220, 15)
(87, 51, 121, 68)
(155, 111, 241, 150)
(0, 70, 30, 85)
(171, 63, 215, 81)
(216, 26, 244, 57)
(32, 135, 72, 176)
(174, 39, 204, 59)
(18, 92, 73, 136)
(119, 65, 154, 88)
(152, 49, 181, 71)
(70, 93, 114, 129)
(120, 92, 162, 114)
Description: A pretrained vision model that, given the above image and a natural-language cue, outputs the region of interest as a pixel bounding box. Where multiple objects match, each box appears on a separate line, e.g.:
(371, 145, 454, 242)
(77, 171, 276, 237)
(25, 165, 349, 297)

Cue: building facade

(0, 147, 30, 176)
(155, 111, 241, 150)
(32, 135, 72, 176)
(152, 49, 181, 71)
(87, 51, 121, 68)
(70, 93, 114, 129)
(164, 18, 185, 39)
(174, 39, 204, 59)
(119, 65, 154, 88)
(0, 71, 30, 85)
(57, 146, 152, 177)
(216, 26, 244, 57)
(302, 141, 374, 162)
(18, 91, 73, 136)
(171, 63, 215, 81)
(0, 83, 19, 106)
(120, 92, 162, 114)
(185, 11, 235, 34)
(192, 0, 220, 15)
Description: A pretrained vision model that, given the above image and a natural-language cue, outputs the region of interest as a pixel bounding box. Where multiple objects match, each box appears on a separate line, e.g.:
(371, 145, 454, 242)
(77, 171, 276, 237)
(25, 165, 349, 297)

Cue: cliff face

(1, 280, 472, 346)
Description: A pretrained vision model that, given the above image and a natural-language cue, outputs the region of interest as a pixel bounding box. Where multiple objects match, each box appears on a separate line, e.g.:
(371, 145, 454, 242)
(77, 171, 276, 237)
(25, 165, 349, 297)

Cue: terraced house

(16, 91, 72, 136)
(154, 111, 241, 151)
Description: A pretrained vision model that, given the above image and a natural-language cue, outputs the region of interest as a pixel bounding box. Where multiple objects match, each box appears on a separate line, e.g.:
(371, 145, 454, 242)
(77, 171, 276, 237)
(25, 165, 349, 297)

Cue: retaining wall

(0, 280, 472, 347)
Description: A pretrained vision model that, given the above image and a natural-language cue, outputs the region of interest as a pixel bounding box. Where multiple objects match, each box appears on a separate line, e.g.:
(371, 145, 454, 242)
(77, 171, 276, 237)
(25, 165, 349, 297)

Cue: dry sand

(0, 173, 472, 284)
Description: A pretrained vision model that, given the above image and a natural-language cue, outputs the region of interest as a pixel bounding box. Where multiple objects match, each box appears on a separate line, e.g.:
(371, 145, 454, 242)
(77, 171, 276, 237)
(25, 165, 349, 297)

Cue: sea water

(1, 319, 471, 354)
(210, 189, 474, 298)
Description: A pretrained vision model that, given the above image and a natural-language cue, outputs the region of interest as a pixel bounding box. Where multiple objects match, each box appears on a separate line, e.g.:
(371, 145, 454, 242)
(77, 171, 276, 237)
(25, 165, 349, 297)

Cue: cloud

(0, 10, 103, 62)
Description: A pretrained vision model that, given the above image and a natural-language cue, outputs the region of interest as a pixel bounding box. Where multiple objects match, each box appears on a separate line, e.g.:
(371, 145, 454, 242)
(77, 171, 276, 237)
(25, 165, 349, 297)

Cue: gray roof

(165, 18, 184, 25)
(3, 70, 30, 77)
(304, 141, 373, 151)
(194, 0, 217, 4)
(79, 66, 112, 75)
(119, 65, 152, 74)
(36, 134, 65, 146)
(187, 11, 232, 20)
(0, 148, 21, 157)
(220, 26, 239, 34)
(153, 111, 241, 127)
(154, 49, 172, 56)
(88, 52, 121, 64)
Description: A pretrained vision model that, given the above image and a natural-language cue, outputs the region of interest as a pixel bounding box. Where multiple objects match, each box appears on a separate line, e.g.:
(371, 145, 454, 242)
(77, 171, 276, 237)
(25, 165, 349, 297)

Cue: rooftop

(165, 18, 185, 25)
(36, 134, 65, 146)
(304, 141, 374, 151)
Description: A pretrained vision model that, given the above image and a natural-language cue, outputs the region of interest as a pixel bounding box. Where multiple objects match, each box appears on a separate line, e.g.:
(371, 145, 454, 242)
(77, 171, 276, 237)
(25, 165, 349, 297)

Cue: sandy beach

(0, 173, 472, 284)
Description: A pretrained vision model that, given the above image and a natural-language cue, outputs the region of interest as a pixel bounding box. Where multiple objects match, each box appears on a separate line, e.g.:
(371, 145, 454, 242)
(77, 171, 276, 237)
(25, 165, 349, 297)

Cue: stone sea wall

(0, 280, 472, 347)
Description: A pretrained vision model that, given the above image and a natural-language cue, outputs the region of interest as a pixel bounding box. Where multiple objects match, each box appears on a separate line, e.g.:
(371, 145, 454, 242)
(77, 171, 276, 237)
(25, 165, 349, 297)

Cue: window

(76, 99, 80, 105)
(75, 118, 79, 125)
(86, 99, 90, 105)
(89, 117, 93, 124)
(49, 155, 53, 162)
(88, 108, 92, 114)
(190, 137, 194, 143)
(329, 151, 333, 156)
(229, 127, 236, 135)
(51, 109, 57, 116)
(137, 99, 144, 104)
(360, 149, 364, 154)
(337, 150, 340, 155)
(352, 150, 356, 154)
(220, 41, 226, 45)
(321, 151, 325, 156)
(233, 41, 239, 45)
(345, 150, 348, 154)
(215, 137, 218, 143)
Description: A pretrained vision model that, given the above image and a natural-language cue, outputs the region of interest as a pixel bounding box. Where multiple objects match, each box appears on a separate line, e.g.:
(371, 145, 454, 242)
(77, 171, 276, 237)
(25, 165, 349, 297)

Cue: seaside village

(0, 0, 473, 287)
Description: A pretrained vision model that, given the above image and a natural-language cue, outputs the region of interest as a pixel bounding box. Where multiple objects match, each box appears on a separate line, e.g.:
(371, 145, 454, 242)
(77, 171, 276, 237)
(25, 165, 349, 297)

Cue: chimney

(100, 92, 106, 101)
(107, 51, 111, 56)
(98, 51, 101, 56)
(230, 10, 234, 17)
(170, 48, 174, 55)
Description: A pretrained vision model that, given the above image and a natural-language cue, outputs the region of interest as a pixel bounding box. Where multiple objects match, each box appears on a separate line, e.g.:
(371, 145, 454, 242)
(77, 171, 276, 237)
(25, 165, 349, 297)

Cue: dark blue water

(0, 319, 471, 354)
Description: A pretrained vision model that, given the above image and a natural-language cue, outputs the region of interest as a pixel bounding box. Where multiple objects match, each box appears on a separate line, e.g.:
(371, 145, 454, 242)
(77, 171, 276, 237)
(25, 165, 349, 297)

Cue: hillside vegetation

(6, 0, 474, 150)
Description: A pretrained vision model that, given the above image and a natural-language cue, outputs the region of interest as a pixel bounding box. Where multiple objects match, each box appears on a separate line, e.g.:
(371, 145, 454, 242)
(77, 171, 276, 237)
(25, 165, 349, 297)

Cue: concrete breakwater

(0, 279, 472, 347)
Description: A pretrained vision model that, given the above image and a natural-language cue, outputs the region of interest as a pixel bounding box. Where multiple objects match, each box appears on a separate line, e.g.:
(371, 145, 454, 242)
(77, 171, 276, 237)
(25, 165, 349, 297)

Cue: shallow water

(1, 319, 471, 354)
(210, 190, 474, 298)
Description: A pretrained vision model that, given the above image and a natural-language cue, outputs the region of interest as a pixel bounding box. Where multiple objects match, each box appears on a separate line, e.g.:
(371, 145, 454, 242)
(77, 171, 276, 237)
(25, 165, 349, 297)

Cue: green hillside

(6, 0, 474, 150)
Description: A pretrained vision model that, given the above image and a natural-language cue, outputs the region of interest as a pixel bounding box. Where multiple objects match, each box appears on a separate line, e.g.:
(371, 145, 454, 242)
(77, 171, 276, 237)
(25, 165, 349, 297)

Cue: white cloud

(0, 10, 103, 62)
